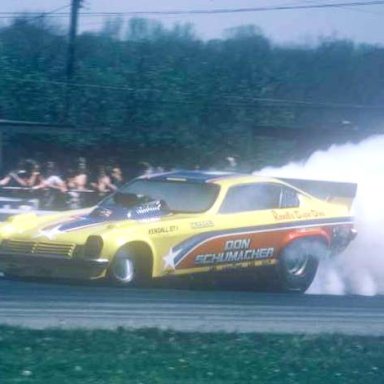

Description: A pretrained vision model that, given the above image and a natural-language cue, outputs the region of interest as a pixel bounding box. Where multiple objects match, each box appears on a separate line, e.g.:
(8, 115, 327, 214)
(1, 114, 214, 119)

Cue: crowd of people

(0, 155, 245, 210)
(0, 157, 158, 210)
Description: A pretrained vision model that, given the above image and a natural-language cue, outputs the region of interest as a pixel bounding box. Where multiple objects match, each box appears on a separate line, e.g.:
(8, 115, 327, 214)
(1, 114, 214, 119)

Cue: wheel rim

(285, 252, 309, 276)
(112, 256, 134, 283)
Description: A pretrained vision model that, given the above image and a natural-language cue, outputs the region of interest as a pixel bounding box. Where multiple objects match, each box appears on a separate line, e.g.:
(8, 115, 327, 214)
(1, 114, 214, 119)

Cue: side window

(280, 187, 300, 208)
(220, 183, 282, 213)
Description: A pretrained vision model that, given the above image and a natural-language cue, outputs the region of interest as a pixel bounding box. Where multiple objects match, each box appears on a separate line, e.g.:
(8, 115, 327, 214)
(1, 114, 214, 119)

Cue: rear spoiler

(279, 178, 357, 209)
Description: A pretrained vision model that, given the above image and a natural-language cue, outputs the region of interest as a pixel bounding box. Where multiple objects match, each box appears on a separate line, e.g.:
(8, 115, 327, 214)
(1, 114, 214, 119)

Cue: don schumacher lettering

(194, 238, 274, 265)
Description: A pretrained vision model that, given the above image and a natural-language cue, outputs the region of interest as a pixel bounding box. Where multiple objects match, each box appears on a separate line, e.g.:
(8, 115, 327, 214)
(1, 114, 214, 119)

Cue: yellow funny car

(0, 171, 357, 292)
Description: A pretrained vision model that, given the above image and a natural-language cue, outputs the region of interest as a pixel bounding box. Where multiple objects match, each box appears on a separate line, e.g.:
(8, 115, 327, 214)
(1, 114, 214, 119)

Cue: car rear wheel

(277, 238, 327, 293)
(107, 247, 150, 286)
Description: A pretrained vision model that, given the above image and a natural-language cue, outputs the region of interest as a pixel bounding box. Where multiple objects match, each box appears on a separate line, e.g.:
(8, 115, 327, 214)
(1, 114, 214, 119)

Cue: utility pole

(65, 0, 82, 120)
(66, 0, 82, 81)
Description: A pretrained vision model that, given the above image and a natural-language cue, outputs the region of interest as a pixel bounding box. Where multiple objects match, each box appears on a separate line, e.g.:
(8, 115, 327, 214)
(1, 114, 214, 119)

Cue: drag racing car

(0, 171, 357, 292)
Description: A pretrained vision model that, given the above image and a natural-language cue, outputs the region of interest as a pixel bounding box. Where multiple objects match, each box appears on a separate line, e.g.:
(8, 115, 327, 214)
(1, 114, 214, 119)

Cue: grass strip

(0, 325, 383, 384)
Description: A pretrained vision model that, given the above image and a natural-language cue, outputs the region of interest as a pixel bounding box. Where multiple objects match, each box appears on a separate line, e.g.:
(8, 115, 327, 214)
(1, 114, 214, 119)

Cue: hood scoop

(89, 194, 171, 221)
(127, 199, 170, 220)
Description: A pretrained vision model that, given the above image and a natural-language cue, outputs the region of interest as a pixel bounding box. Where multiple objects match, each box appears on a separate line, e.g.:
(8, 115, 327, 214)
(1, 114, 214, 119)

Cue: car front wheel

(108, 248, 150, 286)
(277, 238, 327, 293)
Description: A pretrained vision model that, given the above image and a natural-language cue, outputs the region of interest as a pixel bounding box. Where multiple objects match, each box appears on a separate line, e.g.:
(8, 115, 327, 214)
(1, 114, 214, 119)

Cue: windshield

(100, 179, 220, 213)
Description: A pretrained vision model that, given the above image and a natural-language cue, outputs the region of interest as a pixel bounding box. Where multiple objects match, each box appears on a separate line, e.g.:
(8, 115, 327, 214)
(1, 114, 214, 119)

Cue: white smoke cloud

(257, 134, 384, 296)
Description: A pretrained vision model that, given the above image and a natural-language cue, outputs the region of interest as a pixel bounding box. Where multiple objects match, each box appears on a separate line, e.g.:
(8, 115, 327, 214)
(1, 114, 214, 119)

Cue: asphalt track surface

(1, 277, 384, 335)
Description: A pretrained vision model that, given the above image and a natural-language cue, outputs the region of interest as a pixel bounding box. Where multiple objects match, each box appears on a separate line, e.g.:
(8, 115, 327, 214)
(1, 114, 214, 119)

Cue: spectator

(155, 165, 165, 173)
(0, 159, 29, 187)
(136, 161, 154, 177)
(33, 161, 67, 209)
(70, 158, 88, 189)
(90, 166, 116, 201)
(223, 156, 238, 172)
(66, 158, 90, 209)
(24, 159, 43, 188)
(109, 166, 124, 189)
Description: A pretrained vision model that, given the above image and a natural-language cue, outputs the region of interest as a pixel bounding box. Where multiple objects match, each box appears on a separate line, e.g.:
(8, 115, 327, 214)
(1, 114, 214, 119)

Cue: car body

(0, 171, 357, 292)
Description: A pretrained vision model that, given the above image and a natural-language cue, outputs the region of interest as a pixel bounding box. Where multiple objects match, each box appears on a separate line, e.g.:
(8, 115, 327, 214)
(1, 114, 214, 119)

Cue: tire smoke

(257, 135, 384, 296)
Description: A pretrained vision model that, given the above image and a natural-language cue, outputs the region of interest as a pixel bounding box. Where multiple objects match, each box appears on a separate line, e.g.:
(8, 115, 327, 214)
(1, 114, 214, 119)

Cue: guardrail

(0, 186, 109, 211)
(0, 208, 57, 222)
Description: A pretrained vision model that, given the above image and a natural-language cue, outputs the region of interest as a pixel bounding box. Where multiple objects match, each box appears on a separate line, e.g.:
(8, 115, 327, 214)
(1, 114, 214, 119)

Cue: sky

(1, 0, 384, 46)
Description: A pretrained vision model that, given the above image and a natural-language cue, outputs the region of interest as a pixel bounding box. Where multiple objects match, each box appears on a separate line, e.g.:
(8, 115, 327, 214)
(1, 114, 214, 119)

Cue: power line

(287, 0, 384, 14)
(0, 1, 384, 19)
(43, 4, 72, 16)
(83, 1, 384, 15)
(9, 3, 72, 20)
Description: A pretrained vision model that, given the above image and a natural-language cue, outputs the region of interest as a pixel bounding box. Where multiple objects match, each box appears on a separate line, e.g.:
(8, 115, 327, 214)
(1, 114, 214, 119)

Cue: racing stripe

(172, 216, 353, 267)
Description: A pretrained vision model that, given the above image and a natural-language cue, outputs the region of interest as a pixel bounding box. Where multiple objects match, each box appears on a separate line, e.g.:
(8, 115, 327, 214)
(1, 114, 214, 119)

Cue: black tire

(277, 238, 327, 293)
(107, 247, 151, 287)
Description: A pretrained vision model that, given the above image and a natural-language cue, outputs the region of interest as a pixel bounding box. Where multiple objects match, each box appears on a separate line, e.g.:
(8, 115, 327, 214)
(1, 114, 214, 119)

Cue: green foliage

(0, 16, 383, 168)
(0, 326, 383, 384)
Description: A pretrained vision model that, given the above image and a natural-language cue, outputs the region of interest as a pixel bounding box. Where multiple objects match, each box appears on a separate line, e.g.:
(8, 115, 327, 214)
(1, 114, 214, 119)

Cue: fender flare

(280, 228, 330, 256)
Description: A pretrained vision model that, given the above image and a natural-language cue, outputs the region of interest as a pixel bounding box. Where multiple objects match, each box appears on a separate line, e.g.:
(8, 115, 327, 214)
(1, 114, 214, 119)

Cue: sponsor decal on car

(194, 238, 274, 265)
(271, 209, 325, 221)
(190, 220, 214, 229)
(148, 225, 178, 235)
